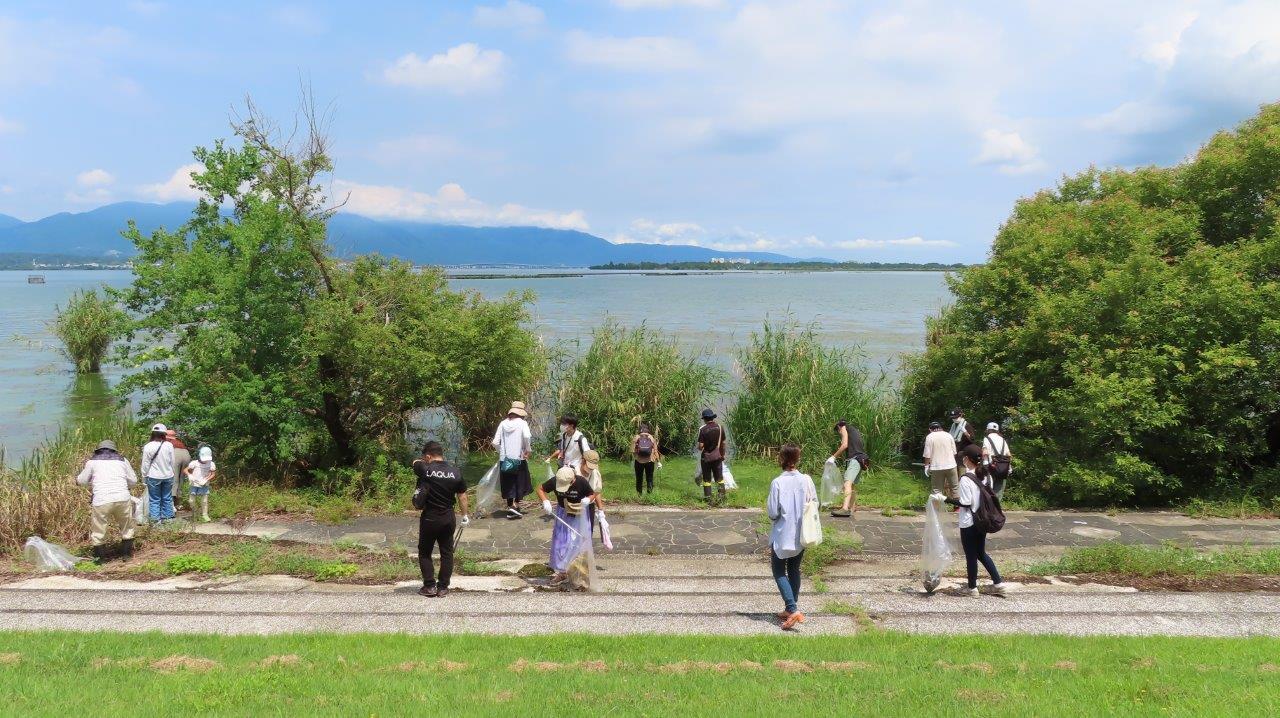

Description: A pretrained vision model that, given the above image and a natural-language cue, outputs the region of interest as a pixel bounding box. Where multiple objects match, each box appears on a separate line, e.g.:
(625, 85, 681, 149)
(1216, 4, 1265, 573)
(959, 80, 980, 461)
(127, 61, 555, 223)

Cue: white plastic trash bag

(722, 464, 738, 491)
(23, 536, 84, 572)
(921, 494, 954, 593)
(473, 463, 502, 517)
(132, 494, 148, 525)
(820, 462, 842, 507)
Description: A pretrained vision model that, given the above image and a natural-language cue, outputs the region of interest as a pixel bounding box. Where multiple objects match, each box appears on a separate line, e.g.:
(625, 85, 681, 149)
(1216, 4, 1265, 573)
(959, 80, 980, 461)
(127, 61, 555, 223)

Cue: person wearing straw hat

(538, 465, 596, 587)
(76, 440, 139, 562)
(491, 401, 533, 519)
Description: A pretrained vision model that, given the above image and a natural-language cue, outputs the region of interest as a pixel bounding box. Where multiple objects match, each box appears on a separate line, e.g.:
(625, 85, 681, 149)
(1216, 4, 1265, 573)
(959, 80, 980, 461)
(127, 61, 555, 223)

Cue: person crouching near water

(538, 465, 596, 588)
(827, 419, 867, 518)
(412, 441, 469, 598)
(491, 401, 533, 519)
(76, 440, 138, 562)
(767, 443, 817, 630)
(943, 445, 1006, 597)
(183, 446, 216, 522)
(141, 423, 177, 522)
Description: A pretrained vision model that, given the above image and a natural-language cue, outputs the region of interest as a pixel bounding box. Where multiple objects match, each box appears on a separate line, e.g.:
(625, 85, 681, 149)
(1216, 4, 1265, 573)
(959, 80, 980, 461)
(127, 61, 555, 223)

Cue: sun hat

(199, 446, 213, 462)
(555, 466, 577, 492)
(507, 401, 528, 418)
(582, 449, 600, 472)
(986, 421, 1000, 431)
(95, 439, 117, 453)
(151, 423, 167, 433)
(701, 408, 717, 420)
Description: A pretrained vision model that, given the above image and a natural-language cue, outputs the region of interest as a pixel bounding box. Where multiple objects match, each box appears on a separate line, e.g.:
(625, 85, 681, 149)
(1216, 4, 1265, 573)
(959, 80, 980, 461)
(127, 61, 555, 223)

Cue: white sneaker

(961, 587, 978, 597)
(507, 506, 523, 518)
(989, 582, 1007, 596)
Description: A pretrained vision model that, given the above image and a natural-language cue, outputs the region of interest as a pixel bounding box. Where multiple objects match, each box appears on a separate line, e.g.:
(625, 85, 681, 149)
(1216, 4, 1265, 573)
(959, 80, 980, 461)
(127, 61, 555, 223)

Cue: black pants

(700, 459, 723, 484)
(634, 460, 655, 493)
(418, 512, 457, 588)
(960, 525, 1001, 589)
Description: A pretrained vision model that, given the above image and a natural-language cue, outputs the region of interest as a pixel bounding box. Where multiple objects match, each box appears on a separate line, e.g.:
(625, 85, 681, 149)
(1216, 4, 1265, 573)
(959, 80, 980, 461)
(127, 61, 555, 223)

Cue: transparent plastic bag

(722, 464, 737, 491)
(23, 536, 84, 572)
(820, 462, 842, 507)
(921, 495, 954, 593)
(563, 507, 600, 592)
(132, 494, 148, 525)
(473, 463, 502, 517)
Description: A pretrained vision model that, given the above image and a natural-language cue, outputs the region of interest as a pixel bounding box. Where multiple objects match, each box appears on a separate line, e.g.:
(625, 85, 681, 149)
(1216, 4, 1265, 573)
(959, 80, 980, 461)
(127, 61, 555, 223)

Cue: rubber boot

(91, 545, 106, 563)
(199, 495, 210, 522)
(703, 483, 713, 502)
(120, 538, 134, 561)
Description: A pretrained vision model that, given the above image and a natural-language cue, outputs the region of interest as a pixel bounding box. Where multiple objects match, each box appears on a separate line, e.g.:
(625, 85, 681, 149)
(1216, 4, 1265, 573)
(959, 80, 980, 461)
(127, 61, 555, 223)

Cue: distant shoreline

(589, 261, 969, 272)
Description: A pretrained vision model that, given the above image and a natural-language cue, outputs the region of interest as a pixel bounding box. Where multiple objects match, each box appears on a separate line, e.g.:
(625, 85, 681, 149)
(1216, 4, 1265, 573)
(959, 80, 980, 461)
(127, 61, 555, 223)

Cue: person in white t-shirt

(981, 422, 1013, 498)
(942, 444, 1005, 597)
(548, 414, 590, 470)
(183, 446, 217, 522)
(922, 421, 959, 500)
(491, 401, 533, 519)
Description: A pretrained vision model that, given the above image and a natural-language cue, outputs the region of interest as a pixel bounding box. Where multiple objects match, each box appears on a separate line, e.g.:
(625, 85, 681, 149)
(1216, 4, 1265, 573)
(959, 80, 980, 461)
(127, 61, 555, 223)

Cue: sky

(1, 1, 1279, 262)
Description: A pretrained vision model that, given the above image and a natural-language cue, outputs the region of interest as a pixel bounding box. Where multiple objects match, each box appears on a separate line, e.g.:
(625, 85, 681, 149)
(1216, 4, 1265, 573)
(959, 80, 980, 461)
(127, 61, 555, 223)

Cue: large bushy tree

(113, 103, 544, 482)
(902, 104, 1280, 506)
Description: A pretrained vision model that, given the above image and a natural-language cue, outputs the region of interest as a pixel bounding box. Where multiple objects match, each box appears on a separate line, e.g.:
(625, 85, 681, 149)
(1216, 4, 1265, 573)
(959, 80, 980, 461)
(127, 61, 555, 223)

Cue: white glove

(460, 515, 470, 527)
(544, 457, 552, 464)
(923, 465, 931, 478)
(825, 456, 837, 465)
(929, 492, 946, 503)
(656, 462, 663, 470)
(542, 499, 554, 515)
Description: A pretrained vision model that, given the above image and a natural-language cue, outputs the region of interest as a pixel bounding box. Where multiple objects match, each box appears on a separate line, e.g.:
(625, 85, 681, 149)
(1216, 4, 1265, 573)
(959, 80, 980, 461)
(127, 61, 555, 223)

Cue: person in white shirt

(922, 421, 959, 500)
(76, 439, 139, 561)
(981, 422, 1013, 498)
(140, 423, 177, 522)
(767, 443, 818, 630)
(942, 445, 1005, 597)
(548, 414, 590, 470)
(491, 401, 533, 519)
(184, 446, 217, 522)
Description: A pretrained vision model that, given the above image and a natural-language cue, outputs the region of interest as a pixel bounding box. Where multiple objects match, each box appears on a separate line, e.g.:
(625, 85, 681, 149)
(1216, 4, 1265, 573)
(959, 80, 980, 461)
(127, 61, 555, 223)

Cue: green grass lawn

(1, 631, 1277, 716)
(1023, 542, 1280, 577)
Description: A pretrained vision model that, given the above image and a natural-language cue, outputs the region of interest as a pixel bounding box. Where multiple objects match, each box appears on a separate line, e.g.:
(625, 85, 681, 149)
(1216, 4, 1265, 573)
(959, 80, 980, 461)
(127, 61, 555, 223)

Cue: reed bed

(50, 288, 125, 373)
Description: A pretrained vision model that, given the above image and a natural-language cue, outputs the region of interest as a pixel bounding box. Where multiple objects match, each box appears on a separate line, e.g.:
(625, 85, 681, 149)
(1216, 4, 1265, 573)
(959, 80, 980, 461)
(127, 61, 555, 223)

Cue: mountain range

(0, 202, 796, 266)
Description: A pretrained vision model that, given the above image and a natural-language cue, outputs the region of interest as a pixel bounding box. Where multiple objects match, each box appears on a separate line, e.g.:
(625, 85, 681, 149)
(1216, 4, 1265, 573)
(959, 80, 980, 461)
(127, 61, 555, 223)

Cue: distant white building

(709, 257, 751, 265)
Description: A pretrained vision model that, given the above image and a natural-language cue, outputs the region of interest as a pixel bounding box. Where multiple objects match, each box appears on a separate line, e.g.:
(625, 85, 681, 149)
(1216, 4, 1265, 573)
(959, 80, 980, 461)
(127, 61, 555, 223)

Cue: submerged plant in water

(51, 289, 125, 373)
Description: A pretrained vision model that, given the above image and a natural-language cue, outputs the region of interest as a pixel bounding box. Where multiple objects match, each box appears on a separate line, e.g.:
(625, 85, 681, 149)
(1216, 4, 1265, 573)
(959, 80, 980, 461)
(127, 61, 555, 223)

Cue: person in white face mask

(547, 414, 590, 470)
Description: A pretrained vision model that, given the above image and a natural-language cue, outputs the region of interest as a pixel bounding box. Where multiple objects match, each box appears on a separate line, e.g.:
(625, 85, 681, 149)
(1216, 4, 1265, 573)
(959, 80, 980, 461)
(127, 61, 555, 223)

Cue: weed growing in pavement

(1024, 542, 1280, 577)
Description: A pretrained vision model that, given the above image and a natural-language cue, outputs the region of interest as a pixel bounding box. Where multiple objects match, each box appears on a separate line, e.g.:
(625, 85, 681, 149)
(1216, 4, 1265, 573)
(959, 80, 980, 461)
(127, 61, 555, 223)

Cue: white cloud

(613, 218, 827, 253)
(1135, 9, 1199, 68)
(1084, 101, 1188, 135)
(475, 1, 545, 30)
(381, 44, 506, 93)
(332, 179, 589, 231)
(140, 163, 202, 201)
(565, 31, 700, 71)
(975, 129, 1043, 175)
(76, 169, 115, 187)
(613, 0, 723, 8)
(834, 236, 957, 250)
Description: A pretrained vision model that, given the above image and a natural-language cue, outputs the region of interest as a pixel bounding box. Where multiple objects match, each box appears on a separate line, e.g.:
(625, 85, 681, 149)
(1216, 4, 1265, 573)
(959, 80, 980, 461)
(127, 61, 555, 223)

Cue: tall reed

(51, 288, 124, 373)
(557, 320, 725, 457)
(729, 319, 901, 467)
(0, 415, 140, 555)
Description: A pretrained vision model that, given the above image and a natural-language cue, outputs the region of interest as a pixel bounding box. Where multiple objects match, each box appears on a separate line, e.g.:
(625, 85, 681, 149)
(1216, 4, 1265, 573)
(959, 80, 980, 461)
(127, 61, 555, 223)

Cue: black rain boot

(703, 484, 713, 502)
(91, 545, 106, 563)
(120, 539, 134, 561)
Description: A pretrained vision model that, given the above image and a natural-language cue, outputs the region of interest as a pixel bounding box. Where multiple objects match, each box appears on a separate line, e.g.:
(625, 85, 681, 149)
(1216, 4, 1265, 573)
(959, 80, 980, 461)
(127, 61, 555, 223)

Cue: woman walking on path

(767, 443, 817, 630)
(632, 424, 661, 495)
(944, 444, 1006, 597)
(827, 419, 867, 518)
(140, 423, 176, 522)
(491, 401, 533, 519)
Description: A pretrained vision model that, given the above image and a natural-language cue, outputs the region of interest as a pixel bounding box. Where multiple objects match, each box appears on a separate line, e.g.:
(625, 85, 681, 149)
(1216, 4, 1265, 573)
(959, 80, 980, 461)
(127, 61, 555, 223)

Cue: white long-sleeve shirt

(491, 418, 532, 461)
(140, 440, 176, 479)
(76, 455, 139, 506)
(957, 471, 993, 529)
(767, 470, 817, 559)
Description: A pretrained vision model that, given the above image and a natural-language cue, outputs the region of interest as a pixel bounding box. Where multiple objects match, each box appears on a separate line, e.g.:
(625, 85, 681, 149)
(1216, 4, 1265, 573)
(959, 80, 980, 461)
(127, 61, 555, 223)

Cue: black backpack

(969, 472, 1006, 534)
(636, 433, 655, 459)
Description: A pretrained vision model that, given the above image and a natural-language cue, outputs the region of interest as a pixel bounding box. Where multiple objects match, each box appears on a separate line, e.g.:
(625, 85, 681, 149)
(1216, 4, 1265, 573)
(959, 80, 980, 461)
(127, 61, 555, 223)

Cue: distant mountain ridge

(0, 202, 796, 266)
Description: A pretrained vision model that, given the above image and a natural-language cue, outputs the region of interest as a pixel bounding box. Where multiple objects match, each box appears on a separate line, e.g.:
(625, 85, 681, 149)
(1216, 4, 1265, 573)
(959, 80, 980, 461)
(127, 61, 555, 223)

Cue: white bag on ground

(23, 536, 84, 572)
(722, 464, 738, 491)
(132, 494, 148, 525)
(473, 463, 502, 516)
(820, 462, 842, 507)
(921, 495, 954, 593)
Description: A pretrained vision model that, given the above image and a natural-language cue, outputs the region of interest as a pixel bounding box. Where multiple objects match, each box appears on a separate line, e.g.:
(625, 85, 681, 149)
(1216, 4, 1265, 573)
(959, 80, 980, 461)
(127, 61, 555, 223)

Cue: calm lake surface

(0, 269, 952, 459)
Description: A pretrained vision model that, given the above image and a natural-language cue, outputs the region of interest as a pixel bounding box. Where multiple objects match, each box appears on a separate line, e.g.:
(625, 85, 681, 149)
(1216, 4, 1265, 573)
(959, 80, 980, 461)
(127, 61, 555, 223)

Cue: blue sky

(1, 1, 1278, 261)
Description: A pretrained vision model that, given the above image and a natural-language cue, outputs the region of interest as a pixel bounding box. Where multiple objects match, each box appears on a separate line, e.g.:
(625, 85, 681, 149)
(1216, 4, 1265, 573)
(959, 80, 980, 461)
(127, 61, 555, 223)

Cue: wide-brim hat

(507, 401, 528, 418)
(95, 439, 117, 452)
(582, 449, 600, 472)
(555, 466, 576, 492)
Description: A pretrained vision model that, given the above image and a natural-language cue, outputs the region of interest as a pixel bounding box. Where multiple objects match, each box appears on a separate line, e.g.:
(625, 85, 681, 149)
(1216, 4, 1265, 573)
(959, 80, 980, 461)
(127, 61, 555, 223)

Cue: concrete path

(3, 555, 1277, 637)
(190, 506, 1280, 557)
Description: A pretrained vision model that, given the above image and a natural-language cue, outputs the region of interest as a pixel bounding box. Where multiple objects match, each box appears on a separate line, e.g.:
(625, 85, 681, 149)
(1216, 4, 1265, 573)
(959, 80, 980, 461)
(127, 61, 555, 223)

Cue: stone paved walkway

(193, 506, 1280, 557)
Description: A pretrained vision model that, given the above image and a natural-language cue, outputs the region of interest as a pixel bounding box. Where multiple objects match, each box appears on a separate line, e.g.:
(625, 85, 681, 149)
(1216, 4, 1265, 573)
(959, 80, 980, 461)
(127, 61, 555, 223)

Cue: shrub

(51, 289, 124, 373)
(556, 320, 725, 457)
(166, 554, 219, 575)
(901, 104, 1280, 506)
(310, 560, 359, 581)
(730, 319, 900, 465)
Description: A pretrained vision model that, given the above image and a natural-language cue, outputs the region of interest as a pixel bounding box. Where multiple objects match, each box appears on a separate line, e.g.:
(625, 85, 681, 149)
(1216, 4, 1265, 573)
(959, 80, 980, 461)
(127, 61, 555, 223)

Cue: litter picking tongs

(549, 510, 584, 540)
(453, 521, 466, 551)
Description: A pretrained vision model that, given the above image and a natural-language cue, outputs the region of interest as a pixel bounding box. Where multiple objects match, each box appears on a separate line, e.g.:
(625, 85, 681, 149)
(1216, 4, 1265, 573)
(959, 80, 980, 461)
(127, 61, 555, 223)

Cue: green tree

(112, 102, 544, 482)
(557, 320, 724, 457)
(902, 104, 1280, 506)
(51, 288, 124, 373)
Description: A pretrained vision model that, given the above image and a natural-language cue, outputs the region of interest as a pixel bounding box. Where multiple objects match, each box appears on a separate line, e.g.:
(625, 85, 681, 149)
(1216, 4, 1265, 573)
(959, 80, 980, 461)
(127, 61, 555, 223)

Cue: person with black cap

(697, 408, 727, 504)
(76, 440, 139, 561)
(942, 444, 1006, 597)
(922, 420, 959, 500)
(948, 408, 976, 455)
(412, 441, 469, 598)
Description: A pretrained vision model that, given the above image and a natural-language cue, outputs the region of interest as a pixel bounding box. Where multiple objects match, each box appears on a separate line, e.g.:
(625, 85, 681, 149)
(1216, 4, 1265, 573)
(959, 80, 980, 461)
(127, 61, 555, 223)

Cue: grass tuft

(1024, 542, 1280, 577)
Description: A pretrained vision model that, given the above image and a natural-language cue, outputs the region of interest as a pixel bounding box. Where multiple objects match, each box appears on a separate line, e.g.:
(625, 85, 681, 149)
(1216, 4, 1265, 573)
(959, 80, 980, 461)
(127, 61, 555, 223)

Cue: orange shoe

(776, 611, 792, 620)
(781, 612, 806, 630)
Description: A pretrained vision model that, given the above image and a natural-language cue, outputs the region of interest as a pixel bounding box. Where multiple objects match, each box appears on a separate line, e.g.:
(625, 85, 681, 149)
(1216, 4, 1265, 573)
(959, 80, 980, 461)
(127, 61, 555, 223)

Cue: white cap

(986, 422, 1000, 431)
(151, 423, 168, 433)
(198, 446, 213, 462)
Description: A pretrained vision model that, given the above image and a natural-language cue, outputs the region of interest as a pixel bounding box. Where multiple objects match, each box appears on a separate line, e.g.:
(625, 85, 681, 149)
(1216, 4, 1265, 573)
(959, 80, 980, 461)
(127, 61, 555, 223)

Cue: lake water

(0, 269, 952, 459)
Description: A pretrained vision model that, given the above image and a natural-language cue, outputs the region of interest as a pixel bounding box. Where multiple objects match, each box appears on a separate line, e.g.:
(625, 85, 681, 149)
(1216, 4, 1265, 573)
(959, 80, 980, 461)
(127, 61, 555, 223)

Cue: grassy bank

(1024, 543, 1280, 578)
(0, 631, 1277, 716)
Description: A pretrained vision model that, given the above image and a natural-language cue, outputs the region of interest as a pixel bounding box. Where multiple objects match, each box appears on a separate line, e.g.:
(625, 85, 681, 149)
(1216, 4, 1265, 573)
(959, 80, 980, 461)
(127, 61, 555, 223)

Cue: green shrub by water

(556, 320, 725, 457)
(730, 319, 901, 464)
(51, 288, 124, 373)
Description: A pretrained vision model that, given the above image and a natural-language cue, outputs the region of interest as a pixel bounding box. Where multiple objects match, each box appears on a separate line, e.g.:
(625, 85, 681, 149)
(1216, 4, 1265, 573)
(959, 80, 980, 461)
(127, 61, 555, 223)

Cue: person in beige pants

(76, 440, 139, 561)
(922, 421, 960, 500)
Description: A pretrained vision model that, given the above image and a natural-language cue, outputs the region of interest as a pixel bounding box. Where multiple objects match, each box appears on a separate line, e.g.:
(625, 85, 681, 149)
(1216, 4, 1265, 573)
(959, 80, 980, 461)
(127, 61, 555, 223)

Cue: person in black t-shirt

(411, 441, 469, 598)
(537, 465, 596, 585)
(696, 409, 727, 504)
